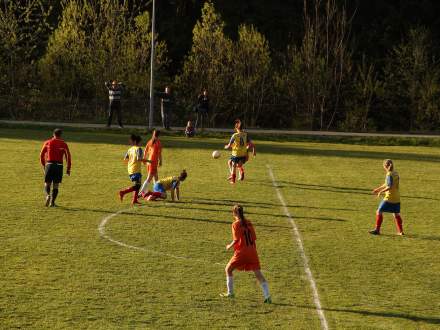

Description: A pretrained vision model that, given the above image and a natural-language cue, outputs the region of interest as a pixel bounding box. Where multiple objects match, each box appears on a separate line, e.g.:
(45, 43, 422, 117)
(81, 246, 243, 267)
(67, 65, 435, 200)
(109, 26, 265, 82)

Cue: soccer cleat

(219, 293, 235, 299)
(397, 232, 405, 236)
(264, 297, 272, 304)
(45, 195, 51, 207)
(369, 229, 380, 235)
(49, 202, 57, 207)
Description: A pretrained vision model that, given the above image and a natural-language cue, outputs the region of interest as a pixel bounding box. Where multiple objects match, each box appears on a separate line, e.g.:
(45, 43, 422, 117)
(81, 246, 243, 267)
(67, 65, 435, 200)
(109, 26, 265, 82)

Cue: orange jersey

(227, 219, 260, 271)
(144, 139, 162, 165)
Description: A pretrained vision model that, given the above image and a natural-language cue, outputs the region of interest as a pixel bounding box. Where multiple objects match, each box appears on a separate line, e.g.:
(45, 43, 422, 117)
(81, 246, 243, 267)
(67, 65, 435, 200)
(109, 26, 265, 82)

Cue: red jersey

(227, 219, 260, 271)
(232, 220, 257, 255)
(40, 137, 72, 170)
(144, 139, 162, 165)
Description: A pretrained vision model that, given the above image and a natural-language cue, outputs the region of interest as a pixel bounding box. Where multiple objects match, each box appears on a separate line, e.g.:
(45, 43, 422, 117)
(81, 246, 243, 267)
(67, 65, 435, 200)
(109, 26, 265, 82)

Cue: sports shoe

(49, 202, 57, 207)
(397, 232, 405, 236)
(45, 195, 51, 207)
(264, 297, 272, 304)
(369, 229, 380, 235)
(219, 293, 235, 298)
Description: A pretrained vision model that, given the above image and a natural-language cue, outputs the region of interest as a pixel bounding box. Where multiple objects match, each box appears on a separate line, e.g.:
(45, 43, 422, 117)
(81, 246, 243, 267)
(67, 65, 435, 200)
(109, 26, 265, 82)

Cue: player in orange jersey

(139, 129, 162, 198)
(220, 205, 271, 303)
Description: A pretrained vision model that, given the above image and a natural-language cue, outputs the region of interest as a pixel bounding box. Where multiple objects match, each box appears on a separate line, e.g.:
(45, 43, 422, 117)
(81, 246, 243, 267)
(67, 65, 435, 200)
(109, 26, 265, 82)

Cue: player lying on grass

(40, 128, 72, 207)
(221, 205, 271, 303)
(138, 129, 162, 197)
(141, 170, 187, 202)
(370, 159, 404, 235)
(224, 119, 256, 184)
(119, 134, 143, 206)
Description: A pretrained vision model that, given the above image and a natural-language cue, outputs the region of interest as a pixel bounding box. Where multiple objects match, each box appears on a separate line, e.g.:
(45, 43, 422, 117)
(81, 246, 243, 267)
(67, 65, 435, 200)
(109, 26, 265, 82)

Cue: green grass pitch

(1, 127, 440, 329)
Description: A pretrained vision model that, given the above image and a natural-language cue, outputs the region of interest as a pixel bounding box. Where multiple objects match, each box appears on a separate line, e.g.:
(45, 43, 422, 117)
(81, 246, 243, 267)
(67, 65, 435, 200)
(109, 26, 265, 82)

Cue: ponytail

(233, 204, 247, 228)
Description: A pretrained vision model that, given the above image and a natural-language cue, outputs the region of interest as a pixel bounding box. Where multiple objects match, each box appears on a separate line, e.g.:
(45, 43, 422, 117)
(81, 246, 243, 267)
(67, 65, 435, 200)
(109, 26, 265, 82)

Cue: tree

(176, 1, 233, 125)
(0, 0, 51, 118)
(39, 0, 168, 120)
(384, 27, 440, 130)
(232, 24, 271, 127)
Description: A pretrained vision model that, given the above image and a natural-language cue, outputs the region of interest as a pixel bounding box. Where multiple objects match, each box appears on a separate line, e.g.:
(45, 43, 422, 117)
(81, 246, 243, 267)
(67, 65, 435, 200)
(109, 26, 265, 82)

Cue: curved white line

(267, 165, 329, 330)
(98, 206, 223, 265)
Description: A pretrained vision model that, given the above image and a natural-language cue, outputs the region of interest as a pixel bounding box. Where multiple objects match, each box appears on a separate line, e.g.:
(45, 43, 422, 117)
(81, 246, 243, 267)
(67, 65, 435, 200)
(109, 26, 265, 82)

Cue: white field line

(98, 206, 223, 265)
(267, 165, 329, 330)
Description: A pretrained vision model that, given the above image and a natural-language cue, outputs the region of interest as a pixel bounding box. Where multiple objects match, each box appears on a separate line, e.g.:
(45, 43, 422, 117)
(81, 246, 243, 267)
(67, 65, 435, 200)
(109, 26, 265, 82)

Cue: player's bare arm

(226, 240, 237, 250)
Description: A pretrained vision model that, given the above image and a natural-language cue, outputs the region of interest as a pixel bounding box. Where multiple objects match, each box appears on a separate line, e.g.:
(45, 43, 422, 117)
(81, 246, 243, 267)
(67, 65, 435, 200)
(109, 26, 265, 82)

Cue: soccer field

(1, 127, 440, 329)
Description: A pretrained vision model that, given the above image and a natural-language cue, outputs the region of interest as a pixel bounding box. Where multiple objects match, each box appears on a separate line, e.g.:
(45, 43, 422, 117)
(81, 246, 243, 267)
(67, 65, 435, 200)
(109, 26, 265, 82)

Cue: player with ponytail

(221, 205, 271, 303)
(370, 159, 404, 235)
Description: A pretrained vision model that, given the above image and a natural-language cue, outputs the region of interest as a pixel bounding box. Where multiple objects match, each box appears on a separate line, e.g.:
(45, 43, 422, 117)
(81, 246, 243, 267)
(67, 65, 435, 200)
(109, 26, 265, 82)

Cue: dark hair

(234, 119, 243, 131)
(53, 128, 62, 137)
(130, 134, 141, 144)
(179, 169, 187, 181)
(233, 204, 247, 228)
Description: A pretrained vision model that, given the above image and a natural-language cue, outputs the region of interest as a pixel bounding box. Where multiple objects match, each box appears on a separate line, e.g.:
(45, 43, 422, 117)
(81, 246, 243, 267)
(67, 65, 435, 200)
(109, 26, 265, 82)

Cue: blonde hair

(383, 159, 394, 171)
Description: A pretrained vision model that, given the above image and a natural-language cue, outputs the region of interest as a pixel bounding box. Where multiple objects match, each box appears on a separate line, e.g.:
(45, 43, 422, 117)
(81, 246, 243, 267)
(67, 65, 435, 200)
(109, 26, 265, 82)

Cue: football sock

(226, 276, 234, 295)
(395, 215, 403, 233)
(52, 189, 59, 203)
(132, 189, 140, 204)
(44, 185, 50, 196)
(261, 281, 270, 299)
(120, 186, 135, 196)
(140, 179, 150, 194)
(375, 214, 383, 231)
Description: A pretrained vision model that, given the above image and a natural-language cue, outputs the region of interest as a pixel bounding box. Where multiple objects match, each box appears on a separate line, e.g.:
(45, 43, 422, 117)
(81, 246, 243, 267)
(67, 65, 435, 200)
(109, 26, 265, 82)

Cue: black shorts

(45, 163, 63, 183)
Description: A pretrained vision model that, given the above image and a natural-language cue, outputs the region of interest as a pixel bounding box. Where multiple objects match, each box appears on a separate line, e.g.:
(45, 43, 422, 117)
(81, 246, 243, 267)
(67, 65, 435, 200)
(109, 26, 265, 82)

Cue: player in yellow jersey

(118, 134, 143, 205)
(142, 170, 187, 201)
(224, 119, 256, 184)
(370, 159, 404, 235)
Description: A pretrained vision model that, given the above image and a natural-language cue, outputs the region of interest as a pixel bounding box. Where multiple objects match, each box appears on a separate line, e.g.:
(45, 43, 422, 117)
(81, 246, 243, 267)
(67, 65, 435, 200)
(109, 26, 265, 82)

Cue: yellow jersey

(384, 171, 400, 203)
(230, 132, 249, 157)
(125, 146, 143, 175)
(158, 176, 179, 190)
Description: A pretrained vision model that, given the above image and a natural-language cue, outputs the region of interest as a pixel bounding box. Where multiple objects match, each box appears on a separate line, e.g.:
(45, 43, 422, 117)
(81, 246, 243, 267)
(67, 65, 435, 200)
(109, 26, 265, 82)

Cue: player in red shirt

(139, 129, 162, 198)
(39, 129, 72, 207)
(220, 205, 271, 303)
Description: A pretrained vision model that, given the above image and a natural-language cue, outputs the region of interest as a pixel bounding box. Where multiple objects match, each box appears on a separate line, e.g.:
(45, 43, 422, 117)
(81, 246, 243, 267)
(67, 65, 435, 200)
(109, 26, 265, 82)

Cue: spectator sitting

(185, 121, 195, 138)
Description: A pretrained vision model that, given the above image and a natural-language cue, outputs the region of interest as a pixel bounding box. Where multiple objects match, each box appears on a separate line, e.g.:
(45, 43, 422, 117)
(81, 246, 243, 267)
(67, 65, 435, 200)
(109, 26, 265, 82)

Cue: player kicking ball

(119, 134, 143, 206)
(220, 205, 271, 303)
(370, 159, 404, 235)
(142, 170, 187, 202)
(224, 119, 256, 184)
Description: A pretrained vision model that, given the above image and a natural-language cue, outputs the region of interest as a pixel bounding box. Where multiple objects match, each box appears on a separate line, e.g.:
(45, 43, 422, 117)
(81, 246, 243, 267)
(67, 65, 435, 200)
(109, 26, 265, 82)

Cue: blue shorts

(153, 183, 166, 194)
(230, 156, 247, 164)
(129, 173, 142, 184)
(378, 200, 400, 213)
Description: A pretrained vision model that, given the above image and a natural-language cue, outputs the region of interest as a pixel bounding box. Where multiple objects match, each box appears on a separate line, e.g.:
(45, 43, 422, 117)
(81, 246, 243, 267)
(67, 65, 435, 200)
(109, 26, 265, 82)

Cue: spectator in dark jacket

(195, 89, 209, 130)
(105, 80, 124, 128)
(156, 86, 173, 130)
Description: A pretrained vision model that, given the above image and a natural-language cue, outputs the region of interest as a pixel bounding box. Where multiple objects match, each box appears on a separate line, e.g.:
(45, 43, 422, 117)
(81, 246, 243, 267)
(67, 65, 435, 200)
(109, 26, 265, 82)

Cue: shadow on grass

(298, 305, 440, 325)
(379, 233, 440, 242)
(192, 197, 357, 212)
(267, 181, 440, 201)
(2, 127, 440, 163)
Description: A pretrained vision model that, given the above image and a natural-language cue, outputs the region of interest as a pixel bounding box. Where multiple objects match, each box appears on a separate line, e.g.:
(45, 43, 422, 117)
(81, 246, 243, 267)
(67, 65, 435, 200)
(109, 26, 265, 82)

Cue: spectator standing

(195, 89, 209, 130)
(105, 80, 124, 128)
(156, 86, 173, 130)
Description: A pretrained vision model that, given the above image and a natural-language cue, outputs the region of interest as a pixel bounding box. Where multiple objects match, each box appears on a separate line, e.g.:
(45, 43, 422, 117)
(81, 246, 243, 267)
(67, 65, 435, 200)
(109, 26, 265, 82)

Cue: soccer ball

(212, 150, 221, 159)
